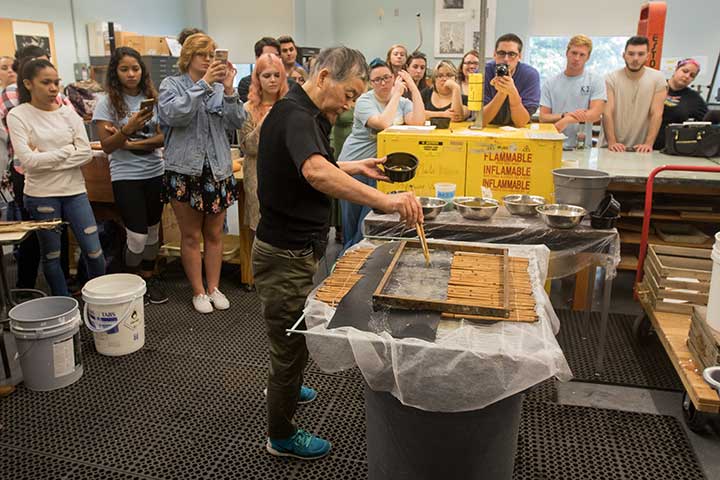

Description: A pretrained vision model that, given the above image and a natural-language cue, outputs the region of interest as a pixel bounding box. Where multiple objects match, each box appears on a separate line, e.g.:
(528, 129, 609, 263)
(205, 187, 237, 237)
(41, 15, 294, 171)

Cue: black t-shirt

(256, 83, 335, 249)
(420, 87, 468, 112)
(655, 86, 708, 150)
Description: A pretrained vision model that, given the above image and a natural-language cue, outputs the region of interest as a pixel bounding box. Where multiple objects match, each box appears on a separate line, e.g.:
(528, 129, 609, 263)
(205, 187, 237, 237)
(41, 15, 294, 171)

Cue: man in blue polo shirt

(483, 33, 540, 127)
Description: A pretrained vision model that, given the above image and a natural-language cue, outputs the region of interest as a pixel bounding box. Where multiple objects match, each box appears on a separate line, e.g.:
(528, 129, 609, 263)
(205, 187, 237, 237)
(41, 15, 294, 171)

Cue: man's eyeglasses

(495, 50, 519, 59)
(370, 75, 393, 85)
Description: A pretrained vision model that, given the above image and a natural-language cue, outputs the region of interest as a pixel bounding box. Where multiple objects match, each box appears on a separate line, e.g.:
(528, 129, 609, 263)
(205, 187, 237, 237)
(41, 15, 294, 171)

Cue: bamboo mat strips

(315, 248, 374, 307)
(444, 252, 538, 323)
(0, 220, 62, 233)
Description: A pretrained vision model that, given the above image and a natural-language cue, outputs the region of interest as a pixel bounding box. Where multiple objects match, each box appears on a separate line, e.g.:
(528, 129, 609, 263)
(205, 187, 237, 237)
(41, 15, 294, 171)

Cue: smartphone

(139, 98, 156, 113)
(214, 48, 229, 64)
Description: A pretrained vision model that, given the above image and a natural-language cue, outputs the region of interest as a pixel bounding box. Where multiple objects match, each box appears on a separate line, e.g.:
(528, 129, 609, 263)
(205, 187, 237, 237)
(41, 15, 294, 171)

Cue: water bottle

(576, 122, 587, 150)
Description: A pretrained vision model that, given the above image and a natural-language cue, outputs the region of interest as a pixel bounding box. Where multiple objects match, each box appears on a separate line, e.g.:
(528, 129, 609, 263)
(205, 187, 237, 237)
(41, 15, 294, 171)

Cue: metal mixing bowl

(503, 194, 546, 216)
(535, 204, 587, 229)
(453, 197, 499, 220)
(418, 197, 447, 220)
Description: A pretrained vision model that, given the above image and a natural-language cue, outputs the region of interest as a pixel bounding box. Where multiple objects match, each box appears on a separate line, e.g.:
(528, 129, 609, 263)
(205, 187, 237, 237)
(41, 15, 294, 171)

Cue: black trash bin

(365, 385, 523, 480)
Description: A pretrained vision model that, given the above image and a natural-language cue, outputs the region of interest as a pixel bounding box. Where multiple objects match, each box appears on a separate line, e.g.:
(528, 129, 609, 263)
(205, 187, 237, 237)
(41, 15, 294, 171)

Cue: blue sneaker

(298, 385, 317, 405)
(263, 385, 318, 405)
(267, 429, 332, 460)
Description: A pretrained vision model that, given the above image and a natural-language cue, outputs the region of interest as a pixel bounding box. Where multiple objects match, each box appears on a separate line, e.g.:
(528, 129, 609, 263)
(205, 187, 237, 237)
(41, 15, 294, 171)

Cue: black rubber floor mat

(556, 309, 684, 391)
(0, 265, 707, 480)
(513, 401, 706, 480)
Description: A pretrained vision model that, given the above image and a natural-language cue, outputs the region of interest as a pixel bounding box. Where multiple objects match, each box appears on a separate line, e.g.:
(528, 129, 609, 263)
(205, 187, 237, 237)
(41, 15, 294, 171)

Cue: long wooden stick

(409, 186, 430, 266)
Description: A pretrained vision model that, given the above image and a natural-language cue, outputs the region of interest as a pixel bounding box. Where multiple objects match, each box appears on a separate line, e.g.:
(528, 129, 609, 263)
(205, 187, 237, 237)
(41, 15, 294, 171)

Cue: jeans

(252, 238, 317, 439)
(340, 174, 376, 251)
(24, 193, 105, 296)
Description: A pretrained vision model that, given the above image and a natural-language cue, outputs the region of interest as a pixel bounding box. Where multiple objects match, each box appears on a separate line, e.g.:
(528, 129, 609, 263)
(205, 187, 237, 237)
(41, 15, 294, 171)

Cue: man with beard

(601, 36, 666, 153)
(539, 35, 606, 150)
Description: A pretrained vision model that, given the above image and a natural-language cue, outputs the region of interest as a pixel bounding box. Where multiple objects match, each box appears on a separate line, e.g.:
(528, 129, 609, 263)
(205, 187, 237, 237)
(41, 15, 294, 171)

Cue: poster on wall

(12, 21, 52, 60)
(434, 0, 496, 59)
(438, 21, 465, 55)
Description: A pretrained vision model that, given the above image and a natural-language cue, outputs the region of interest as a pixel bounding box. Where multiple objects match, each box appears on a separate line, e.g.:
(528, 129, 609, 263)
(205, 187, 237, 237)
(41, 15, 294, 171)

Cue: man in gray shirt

(539, 35, 606, 149)
(601, 35, 666, 153)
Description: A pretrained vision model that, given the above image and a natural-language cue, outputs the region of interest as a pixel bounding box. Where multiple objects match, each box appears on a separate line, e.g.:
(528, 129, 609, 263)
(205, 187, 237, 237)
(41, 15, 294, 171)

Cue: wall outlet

(394, 8, 400, 16)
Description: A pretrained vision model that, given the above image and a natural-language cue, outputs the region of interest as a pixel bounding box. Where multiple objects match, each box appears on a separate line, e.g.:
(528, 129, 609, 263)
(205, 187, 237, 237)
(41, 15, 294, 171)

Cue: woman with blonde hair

(386, 44, 408, 75)
(421, 60, 468, 121)
(158, 33, 246, 313)
(239, 53, 288, 233)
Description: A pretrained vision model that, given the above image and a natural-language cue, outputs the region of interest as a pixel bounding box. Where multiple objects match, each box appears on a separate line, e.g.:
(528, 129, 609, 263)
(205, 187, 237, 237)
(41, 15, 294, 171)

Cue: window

(527, 36, 629, 83)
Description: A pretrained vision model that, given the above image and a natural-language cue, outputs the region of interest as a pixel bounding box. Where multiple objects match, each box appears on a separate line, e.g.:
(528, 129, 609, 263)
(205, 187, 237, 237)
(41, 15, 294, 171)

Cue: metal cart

(633, 165, 720, 432)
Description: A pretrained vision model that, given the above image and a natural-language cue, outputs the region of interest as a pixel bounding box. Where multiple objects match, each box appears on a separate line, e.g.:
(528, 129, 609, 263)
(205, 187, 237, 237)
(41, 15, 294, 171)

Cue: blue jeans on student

(24, 193, 105, 296)
(340, 175, 376, 251)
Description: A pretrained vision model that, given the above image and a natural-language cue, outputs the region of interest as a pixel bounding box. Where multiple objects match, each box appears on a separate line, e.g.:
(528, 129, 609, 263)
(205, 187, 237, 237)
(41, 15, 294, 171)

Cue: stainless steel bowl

(418, 197, 447, 220)
(503, 194, 546, 216)
(535, 204, 587, 229)
(453, 197, 499, 220)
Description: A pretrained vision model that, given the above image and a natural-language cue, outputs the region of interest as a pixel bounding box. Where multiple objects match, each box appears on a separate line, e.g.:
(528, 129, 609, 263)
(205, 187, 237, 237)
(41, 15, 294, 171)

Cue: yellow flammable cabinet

(377, 128, 467, 196)
(377, 123, 564, 201)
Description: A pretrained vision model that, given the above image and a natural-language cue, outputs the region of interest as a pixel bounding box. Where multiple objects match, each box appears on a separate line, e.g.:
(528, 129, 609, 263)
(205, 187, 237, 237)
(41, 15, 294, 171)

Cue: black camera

(495, 63, 509, 77)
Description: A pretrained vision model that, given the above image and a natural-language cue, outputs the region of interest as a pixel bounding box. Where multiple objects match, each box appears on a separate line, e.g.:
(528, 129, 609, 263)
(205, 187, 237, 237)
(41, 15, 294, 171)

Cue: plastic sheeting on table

(299, 240, 573, 413)
(362, 207, 620, 280)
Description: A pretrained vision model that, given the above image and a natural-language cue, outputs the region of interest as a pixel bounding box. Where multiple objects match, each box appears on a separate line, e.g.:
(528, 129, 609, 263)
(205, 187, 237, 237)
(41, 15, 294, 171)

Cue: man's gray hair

(310, 47, 369, 83)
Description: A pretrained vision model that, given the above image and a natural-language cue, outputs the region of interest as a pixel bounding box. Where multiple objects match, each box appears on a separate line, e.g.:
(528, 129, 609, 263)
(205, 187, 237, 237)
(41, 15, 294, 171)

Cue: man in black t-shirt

(254, 47, 422, 460)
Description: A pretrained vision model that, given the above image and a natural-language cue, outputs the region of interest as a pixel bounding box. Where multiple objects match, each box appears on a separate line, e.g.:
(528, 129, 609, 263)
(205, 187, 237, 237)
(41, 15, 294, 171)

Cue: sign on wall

(434, 0, 496, 59)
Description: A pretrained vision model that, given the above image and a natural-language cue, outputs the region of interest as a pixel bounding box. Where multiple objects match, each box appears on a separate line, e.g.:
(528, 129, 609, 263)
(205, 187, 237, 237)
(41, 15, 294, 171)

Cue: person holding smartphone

(92, 47, 167, 304)
(158, 33, 245, 314)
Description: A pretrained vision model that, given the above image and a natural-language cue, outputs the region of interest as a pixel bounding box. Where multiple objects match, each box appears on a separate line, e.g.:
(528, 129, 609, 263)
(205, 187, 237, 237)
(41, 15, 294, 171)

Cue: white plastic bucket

(435, 183, 456, 211)
(82, 274, 146, 357)
(706, 232, 720, 332)
(9, 297, 83, 391)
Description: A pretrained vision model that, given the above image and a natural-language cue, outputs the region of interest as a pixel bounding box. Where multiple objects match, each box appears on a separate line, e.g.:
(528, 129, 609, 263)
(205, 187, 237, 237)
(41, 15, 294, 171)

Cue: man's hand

(355, 157, 390, 182)
(491, 75, 518, 97)
(608, 143, 626, 152)
(633, 144, 653, 153)
(379, 192, 423, 227)
(568, 109, 589, 123)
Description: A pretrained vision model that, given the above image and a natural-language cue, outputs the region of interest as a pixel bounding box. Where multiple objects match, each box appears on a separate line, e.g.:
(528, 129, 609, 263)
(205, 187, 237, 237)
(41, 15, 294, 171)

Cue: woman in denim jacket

(159, 33, 246, 313)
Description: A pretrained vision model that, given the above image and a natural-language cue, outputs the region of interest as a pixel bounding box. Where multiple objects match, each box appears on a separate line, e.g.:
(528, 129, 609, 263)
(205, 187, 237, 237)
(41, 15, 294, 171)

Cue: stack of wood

(315, 248, 374, 307)
(688, 306, 720, 370)
(0, 220, 62, 234)
(642, 245, 711, 314)
(443, 252, 538, 323)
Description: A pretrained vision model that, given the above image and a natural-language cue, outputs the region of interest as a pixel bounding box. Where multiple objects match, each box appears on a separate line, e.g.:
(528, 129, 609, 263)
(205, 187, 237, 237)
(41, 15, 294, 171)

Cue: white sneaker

(192, 294, 214, 314)
(208, 288, 230, 310)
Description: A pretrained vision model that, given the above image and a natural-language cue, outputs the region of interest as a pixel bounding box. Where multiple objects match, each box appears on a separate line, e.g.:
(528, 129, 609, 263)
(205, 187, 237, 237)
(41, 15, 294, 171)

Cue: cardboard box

(121, 35, 171, 56)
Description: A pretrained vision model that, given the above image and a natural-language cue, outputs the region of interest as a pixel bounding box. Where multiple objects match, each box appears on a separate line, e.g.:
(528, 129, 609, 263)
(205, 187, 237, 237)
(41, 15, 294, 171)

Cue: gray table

(562, 148, 720, 188)
(363, 207, 620, 372)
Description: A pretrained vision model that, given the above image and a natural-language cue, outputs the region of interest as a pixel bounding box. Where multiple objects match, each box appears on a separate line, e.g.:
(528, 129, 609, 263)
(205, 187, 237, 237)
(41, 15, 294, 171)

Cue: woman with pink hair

(239, 53, 288, 232)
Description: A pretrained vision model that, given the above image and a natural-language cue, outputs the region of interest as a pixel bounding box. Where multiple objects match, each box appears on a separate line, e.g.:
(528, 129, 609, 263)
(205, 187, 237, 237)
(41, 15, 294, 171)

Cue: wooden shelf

(618, 254, 638, 271)
(621, 211, 720, 223)
(621, 232, 714, 249)
(639, 296, 720, 413)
